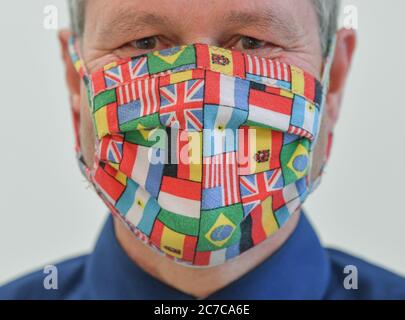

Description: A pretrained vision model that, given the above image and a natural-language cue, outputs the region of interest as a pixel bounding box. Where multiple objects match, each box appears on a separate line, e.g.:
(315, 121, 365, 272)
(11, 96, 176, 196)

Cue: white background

(0, 0, 404, 285)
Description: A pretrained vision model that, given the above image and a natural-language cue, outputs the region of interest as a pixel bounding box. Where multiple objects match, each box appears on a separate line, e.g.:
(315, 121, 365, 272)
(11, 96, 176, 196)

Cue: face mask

(69, 37, 335, 267)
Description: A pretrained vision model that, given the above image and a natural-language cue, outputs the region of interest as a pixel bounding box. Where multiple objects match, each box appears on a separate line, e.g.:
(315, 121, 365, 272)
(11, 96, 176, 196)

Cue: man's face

(69, 0, 343, 190)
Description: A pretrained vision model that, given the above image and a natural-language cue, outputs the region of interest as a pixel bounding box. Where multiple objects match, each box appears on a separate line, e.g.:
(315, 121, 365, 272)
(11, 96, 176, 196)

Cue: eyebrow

(95, 6, 303, 45)
(224, 8, 304, 41)
(95, 10, 175, 44)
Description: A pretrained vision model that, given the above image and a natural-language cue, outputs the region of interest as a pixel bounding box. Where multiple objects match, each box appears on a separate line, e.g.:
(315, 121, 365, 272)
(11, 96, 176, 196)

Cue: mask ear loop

(68, 35, 94, 181)
(308, 35, 337, 193)
(68, 35, 90, 83)
(319, 36, 337, 124)
(68, 35, 136, 223)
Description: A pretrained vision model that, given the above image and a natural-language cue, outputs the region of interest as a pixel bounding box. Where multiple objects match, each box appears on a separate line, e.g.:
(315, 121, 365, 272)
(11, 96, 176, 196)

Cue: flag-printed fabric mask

(69, 37, 335, 267)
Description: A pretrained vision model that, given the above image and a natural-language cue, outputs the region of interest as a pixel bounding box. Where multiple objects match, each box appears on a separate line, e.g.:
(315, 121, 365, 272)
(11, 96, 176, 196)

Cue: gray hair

(313, 0, 341, 56)
(68, 0, 85, 39)
(68, 0, 340, 57)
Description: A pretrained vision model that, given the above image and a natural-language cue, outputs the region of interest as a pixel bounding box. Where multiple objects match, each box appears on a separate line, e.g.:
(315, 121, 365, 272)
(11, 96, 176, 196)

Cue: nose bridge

(173, 5, 223, 47)
(180, 36, 219, 47)
(175, 17, 223, 47)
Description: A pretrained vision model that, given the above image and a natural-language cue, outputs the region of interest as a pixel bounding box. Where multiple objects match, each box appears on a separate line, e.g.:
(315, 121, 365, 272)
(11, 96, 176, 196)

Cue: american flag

(116, 78, 160, 116)
(245, 54, 291, 82)
(203, 152, 240, 206)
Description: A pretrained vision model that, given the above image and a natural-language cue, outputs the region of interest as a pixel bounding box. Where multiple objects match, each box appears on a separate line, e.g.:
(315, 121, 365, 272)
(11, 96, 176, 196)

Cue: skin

(59, 0, 356, 298)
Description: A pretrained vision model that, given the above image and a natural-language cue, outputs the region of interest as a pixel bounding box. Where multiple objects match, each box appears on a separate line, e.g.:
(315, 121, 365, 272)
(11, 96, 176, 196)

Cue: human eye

(130, 36, 158, 51)
(115, 36, 170, 58)
(239, 36, 266, 50)
(230, 36, 283, 58)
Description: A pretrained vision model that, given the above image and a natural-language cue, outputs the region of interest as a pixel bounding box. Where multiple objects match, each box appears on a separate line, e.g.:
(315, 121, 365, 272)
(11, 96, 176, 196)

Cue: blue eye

(133, 37, 157, 50)
(240, 36, 265, 50)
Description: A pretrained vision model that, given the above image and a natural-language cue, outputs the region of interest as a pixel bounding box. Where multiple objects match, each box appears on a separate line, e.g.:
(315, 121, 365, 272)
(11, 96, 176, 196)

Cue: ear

(58, 29, 81, 114)
(325, 28, 357, 127)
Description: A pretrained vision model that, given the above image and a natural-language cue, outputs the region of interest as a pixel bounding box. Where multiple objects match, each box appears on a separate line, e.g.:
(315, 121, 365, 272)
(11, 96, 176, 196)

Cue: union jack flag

(129, 56, 148, 79)
(98, 135, 124, 164)
(104, 57, 148, 87)
(105, 67, 124, 87)
(159, 79, 204, 131)
(239, 169, 284, 215)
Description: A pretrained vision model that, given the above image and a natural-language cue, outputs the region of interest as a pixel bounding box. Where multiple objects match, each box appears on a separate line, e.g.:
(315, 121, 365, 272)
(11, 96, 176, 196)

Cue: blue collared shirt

(1, 213, 404, 300)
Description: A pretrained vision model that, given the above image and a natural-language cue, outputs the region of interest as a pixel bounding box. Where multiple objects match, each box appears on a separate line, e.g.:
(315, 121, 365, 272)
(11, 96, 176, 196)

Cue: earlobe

(58, 29, 81, 113)
(325, 28, 357, 125)
(71, 94, 81, 114)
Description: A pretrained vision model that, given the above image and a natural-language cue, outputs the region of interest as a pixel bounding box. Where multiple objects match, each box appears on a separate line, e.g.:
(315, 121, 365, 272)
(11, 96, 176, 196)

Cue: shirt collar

(85, 212, 331, 300)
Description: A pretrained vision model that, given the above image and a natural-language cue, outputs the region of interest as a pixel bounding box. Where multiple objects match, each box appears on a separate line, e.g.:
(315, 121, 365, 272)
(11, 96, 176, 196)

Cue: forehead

(83, 0, 317, 41)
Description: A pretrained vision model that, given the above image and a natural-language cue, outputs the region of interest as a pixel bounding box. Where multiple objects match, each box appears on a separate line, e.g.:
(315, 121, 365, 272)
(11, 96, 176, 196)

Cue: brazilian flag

(197, 204, 244, 251)
(147, 45, 196, 74)
(281, 138, 310, 185)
